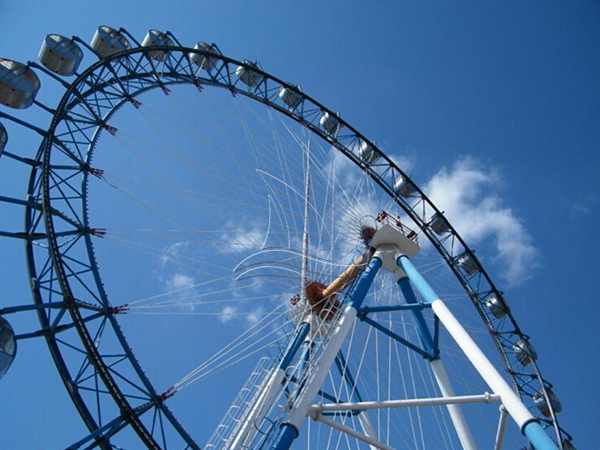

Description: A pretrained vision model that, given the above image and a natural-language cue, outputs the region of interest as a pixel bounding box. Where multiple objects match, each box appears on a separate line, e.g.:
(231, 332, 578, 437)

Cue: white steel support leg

(397, 255, 559, 450)
(429, 300, 535, 426)
(227, 368, 286, 450)
(228, 322, 309, 450)
(494, 406, 509, 450)
(357, 411, 379, 450)
(336, 352, 379, 450)
(396, 274, 479, 450)
(271, 257, 383, 450)
(286, 305, 360, 428)
(430, 359, 479, 450)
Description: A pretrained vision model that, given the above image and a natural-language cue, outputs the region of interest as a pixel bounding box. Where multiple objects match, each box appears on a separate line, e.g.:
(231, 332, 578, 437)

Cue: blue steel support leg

(298, 340, 313, 374)
(335, 351, 363, 403)
(228, 322, 312, 450)
(396, 256, 438, 303)
(524, 422, 562, 450)
(397, 277, 436, 357)
(280, 322, 311, 371)
(347, 257, 382, 310)
(271, 256, 383, 450)
(399, 276, 477, 450)
(396, 255, 559, 450)
(292, 339, 315, 400)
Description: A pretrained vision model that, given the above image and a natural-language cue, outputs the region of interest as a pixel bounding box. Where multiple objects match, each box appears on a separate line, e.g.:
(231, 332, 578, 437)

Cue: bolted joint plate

(371, 224, 420, 278)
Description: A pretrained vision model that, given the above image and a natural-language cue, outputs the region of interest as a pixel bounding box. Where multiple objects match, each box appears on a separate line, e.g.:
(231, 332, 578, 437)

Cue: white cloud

(570, 197, 595, 218)
(220, 306, 238, 323)
(220, 220, 265, 254)
(325, 143, 416, 189)
(388, 146, 417, 175)
(571, 202, 590, 216)
(159, 241, 187, 267)
(424, 156, 538, 285)
(166, 273, 195, 291)
(326, 147, 360, 188)
(161, 272, 198, 311)
(246, 307, 264, 325)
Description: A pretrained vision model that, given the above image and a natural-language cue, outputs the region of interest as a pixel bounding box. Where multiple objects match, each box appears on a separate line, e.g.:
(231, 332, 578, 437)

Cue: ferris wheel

(0, 26, 574, 450)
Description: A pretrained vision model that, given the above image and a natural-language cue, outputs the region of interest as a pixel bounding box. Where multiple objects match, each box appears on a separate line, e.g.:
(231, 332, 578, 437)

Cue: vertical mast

(300, 136, 311, 303)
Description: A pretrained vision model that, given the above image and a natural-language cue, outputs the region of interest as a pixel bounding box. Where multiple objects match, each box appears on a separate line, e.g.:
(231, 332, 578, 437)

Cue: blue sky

(0, 1, 598, 449)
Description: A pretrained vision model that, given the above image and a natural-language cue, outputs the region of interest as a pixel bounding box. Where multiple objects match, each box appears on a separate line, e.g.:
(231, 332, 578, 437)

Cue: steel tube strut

(397, 278, 435, 353)
(396, 255, 559, 450)
(335, 352, 379, 450)
(494, 406, 509, 450)
(310, 392, 500, 412)
(271, 255, 383, 450)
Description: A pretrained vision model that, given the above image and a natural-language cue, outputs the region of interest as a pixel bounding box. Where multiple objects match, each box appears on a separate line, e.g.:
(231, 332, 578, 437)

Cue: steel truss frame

(0, 32, 568, 449)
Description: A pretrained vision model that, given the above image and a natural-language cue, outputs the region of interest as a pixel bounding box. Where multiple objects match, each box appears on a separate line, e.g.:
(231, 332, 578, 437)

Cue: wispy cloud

(246, 307, 264, 325)
(219, 220, 265, 254)
(569, 195, 595, 218)
(571, 202, 591, 216)
(159, 241, 187, 267)
(217, 305, 265, 325)
(219, 306, 238, 323)
(388, 147, 417, 175)
(424, 156, 538, 285)
(156, 241, 201, 311)
(166, 273, 195, 291)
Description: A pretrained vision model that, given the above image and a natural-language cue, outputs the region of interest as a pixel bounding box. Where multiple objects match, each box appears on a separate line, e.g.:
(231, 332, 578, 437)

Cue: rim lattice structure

(0, 27, 570, 450)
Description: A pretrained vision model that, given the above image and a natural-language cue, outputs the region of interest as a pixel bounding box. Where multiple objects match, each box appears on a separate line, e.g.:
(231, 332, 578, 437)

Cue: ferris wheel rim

(2, 37, 565, 449)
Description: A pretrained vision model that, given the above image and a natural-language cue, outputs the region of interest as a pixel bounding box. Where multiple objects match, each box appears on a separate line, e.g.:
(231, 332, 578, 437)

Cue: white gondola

(0, 59, 41, 109)
(320, 112, 341, 135)
(429, 214, 451, 236)
(393, 176, 416, 198)
(189, 42, 219, 71)
(513, 339, 538, 366)
(533, 389, 562, 417)
(358, 140, 380, 165)
(91, 26, 131, 58)
(486, 294, 508, 319)
(38, 34, 83, 76)
(235, 61, 263, 87)
(279, 84, 302, 108)
(458, 253, 479, 275)
(0, 121, 7, 158)
(0, 317, 17, 380)
(141, 30, 174, 62)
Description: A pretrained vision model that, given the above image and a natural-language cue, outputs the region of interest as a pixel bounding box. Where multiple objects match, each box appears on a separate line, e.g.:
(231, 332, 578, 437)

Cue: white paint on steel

(309, 392, 500, 413)
(371, 226, 420, 259)
(494, 406, 509, 450)
(357, 411, 380, 450)
(430, 299, 535, 427)
(0, 59, 41, 109)
(227, 368, 285, 450)
(38, 34, 83, 76)
(383, 246, 477, 450)
(431, 358, 480, 450)
(286, 305, 359, 429)
(300, 139, 311, 304)
(91, 26, 131, 59)
(375, 244, 406, 279)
